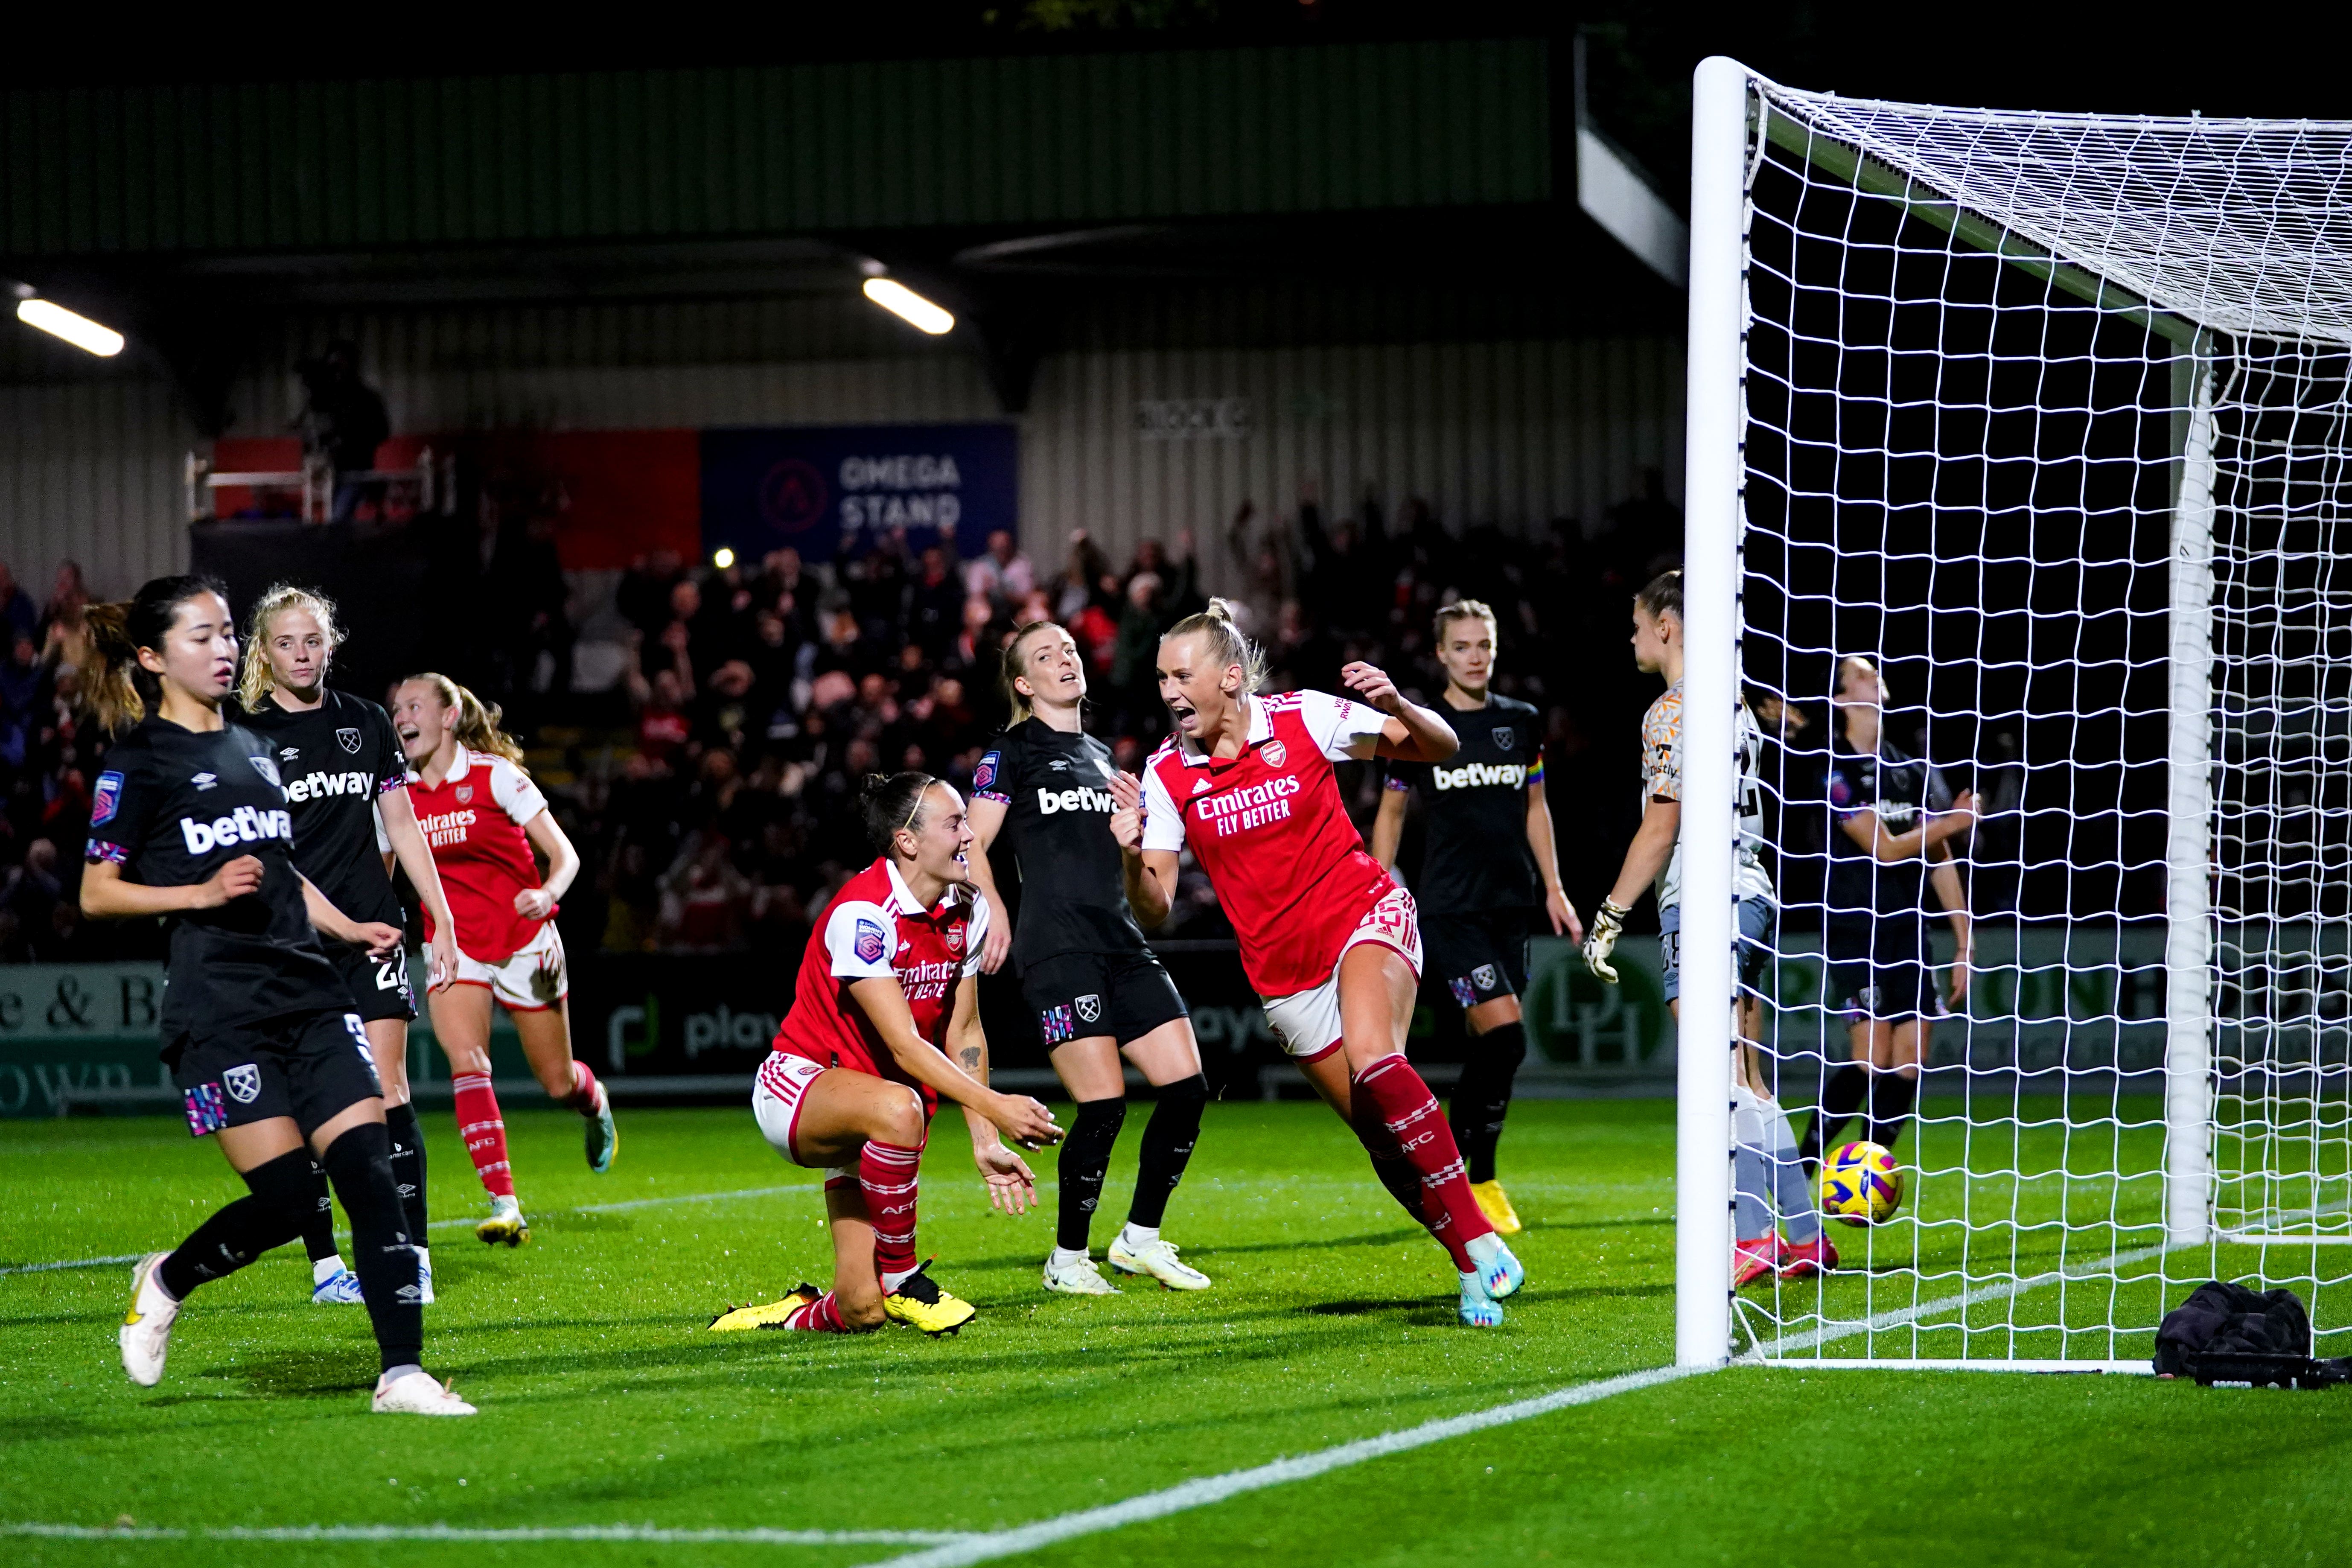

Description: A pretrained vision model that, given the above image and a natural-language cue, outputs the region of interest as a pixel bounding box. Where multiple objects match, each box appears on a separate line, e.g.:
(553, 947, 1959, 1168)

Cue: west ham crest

(1075, 993, 1103, 1023)
(247, 755, 280, 786)
(338, 726, 363, 754)
(1492, 726, 1516, 751)
(222, 1063, 262, 1104)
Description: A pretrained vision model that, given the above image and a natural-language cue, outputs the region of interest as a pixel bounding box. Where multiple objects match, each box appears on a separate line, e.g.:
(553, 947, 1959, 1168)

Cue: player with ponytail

(83, 576, 471, 1414)
(714, 772, 1064, 1336)
(1115, 598, 1530, 1327)
(962, 621, 1213, 1297)
(391, 671, 608, 1247)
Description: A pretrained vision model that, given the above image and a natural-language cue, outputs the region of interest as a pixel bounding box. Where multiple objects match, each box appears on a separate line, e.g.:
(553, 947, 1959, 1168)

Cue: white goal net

(1677, 58, 2352, 1368)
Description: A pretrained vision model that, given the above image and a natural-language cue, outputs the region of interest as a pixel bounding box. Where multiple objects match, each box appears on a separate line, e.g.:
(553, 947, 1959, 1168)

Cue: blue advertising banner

(700, 423, 1017, 564)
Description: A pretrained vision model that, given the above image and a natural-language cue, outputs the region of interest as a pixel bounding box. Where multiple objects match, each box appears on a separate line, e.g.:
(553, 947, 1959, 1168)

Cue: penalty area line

(857, 1364, 1702, 1568)
(0, 1183, 816, 1279)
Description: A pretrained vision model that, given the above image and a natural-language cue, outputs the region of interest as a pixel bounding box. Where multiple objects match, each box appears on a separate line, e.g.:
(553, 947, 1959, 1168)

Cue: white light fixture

(712, 547, 737, 570)
(16, 297, 125, 357)
(862, 277, 954, 336)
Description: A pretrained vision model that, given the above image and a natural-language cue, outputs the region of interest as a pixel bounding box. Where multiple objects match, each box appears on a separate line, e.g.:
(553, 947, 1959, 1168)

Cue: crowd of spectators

(0, 481, 1687, 969)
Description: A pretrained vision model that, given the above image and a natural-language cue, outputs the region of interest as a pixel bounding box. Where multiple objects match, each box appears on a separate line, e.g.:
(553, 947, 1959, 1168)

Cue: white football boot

(1042, 1248, 1122, 1296)
(414, 1245, 435, 1305)
(119, 1252, 179, 1387)
(372, 1369, 476, 1416)
(1107, 1230, 1212, 1291)
(311, 1256, 365, 1305)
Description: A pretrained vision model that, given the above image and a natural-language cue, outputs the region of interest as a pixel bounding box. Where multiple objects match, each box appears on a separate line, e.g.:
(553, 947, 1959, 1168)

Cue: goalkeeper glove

(1583, 899, 1631, 984)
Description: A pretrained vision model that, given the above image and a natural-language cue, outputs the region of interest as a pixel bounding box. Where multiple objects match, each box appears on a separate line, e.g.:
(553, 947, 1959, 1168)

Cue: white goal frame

(1675, 57, 2351, 1368)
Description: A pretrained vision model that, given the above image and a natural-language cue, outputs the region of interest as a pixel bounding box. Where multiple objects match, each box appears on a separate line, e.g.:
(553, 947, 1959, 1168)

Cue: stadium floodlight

(712, 547, 737, 570)
(1682, 57, 2352, 1371)
(16, 297, 125, 356)
(862, 277, 954, 335)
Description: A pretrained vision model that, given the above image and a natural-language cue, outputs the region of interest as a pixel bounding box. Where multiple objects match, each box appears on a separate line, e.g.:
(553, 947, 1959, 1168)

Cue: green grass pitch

(3, 1100, 2345, 1567)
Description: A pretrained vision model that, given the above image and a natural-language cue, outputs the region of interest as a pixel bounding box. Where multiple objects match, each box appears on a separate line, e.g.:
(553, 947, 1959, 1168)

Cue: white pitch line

(855, 1365, 1702, 1568)
(0, 1183, 813, 1279)
(0, 1523, 976, 1545)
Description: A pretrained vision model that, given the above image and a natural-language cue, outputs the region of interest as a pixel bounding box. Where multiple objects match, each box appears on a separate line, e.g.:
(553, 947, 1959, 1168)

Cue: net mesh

(1731, 77, 2352, 1363)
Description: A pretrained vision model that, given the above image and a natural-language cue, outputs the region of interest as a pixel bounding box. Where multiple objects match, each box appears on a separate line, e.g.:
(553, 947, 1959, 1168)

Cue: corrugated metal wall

(0, 42, 1550, 256)
(0, 333, 1682, 602)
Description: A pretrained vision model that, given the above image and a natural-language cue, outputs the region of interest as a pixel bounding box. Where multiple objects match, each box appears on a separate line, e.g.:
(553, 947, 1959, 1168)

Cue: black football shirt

(1824, 740, 1954, 921)
(237, 688, 408, 926)
(1383, 694, 1545, 915)
(973, 718, 1152, 966)
(85, 714, 349, 1049)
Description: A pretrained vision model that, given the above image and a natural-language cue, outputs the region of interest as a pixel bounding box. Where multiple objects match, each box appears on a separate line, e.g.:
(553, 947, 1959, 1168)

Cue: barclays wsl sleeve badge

(91, 769, 123, 825)
(854, 918, 889, 964)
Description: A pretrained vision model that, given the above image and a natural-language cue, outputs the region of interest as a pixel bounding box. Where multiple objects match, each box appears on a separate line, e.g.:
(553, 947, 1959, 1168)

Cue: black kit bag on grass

(2153, 1281, 2348, 1387)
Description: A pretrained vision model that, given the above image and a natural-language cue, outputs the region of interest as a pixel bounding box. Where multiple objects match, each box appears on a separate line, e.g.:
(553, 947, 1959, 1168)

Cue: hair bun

(1203, 596, 1238, 622)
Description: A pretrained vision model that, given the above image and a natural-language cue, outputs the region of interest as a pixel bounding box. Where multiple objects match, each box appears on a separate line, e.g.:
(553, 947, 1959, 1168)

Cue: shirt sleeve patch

(90, 769, 124, 825)
(1382, 769, 1414, 792)
(973, 749, 1003, 796)
(1828, 770, 1853, 809)
(1527, 752, 1545, 785)
(86, 837, 128, 864)
(853, 918, 889, 965)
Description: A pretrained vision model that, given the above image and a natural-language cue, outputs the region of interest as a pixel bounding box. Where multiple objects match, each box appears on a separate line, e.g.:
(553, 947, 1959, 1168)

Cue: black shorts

(1826, 917, 1939, 1023)
(1020, 948, 1188, 1048)
(331, 940, 417, 1024)
(1423, 908, 1535, 1011)
(170, 1008, 385, 1140)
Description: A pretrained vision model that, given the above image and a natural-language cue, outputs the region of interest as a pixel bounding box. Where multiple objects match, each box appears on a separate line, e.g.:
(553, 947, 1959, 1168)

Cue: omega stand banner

(699, 423, 1017, 566)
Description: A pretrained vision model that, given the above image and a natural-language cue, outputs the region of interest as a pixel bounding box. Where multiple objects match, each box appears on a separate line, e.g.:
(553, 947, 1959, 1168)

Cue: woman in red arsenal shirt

(1112, 600, 1527, 1326)
(711, 772, 1063, 1338)
(392, 673, 615, 1247)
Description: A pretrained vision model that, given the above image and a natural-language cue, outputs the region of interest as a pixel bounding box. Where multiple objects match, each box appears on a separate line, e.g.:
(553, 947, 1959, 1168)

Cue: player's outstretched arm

(961, 794, 1016, 974)
(1109, 771, 1177, 927)
(1342, 661, 1459, 763)
(848, 974, 1063, 1150)
(80, 855, 260, 919)
(946, 977, 1039, 1214)
(300, 873, 404, 958)
(378, 784, 458, 992)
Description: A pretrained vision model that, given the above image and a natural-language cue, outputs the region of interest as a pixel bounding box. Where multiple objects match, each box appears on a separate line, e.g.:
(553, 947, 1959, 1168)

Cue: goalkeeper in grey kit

(1582, 571, 1832, 1285)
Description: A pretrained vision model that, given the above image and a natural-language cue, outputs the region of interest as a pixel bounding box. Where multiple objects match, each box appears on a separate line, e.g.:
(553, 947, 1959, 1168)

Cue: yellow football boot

(1470, 1180, 1523, 1236)
(474, 1194, 530, 1247)
(883, 1263, 976, 1336)
(709, 1285, 822, 1332)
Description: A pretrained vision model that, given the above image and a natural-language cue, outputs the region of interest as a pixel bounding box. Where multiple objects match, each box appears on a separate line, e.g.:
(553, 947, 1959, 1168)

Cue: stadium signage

(702, 422, 1017, 565)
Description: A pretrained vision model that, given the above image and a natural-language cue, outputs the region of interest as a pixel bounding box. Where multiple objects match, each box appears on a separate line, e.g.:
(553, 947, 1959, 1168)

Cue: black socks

(299, 1162, 339, 1265)
(384, 1101, 430, 1246)
(1799, 1062, 1871, 1173)
(1056, 1098, 1128, 1253)
(320, 1122, 424, 1376)
(1127, 1075, 1207, 1230)
(1450, 1022, 1528, 1186)
(160, 1148, 315, 1300)
(1868, 1071, 1921, 1152)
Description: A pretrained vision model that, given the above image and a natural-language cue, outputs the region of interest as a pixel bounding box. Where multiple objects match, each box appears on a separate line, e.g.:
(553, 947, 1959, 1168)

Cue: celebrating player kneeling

(715, 772, 1064, 1336)
(1116, 600, 1526, 1328)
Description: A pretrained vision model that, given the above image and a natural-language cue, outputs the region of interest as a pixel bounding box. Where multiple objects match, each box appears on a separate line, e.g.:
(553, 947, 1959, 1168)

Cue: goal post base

(1742, 1359, 2156, 1376)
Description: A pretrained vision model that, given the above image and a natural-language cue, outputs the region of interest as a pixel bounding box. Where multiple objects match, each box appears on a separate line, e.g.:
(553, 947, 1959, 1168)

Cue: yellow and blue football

(1820, 1141, 1903, 1227)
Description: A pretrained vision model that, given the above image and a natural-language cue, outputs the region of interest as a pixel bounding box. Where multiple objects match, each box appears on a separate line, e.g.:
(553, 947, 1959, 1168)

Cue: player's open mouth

(1167, 701, 1198, 730)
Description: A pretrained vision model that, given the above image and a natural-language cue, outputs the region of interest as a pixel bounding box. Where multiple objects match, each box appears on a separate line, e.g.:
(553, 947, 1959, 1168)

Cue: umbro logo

(1048, 758, 1068, 770)
(191, 772, 217, 790)
(279, 746, 300, 761)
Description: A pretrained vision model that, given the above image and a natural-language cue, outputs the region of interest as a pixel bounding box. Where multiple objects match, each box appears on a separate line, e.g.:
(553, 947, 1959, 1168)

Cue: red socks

(785, 1291, 849, 1332)
(1351, 1054, 1493, 1272)
(568, 1059, 605, 1117)
(452, 1073, 515, 1199)
(858, 1138, 924, 1287)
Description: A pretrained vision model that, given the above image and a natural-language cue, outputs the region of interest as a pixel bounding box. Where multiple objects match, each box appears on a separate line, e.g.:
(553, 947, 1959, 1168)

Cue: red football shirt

(1142, 689, 1393, 997)
(769, 856, 989, 1115)
(406, 748, 551, 963)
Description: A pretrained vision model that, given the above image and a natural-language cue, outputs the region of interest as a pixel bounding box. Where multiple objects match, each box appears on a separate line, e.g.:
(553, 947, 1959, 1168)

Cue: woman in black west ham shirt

(1797, 654, 1977, 1169)
(80, 576, 472, 1416)
(962, 621, 1212, 1298)
(237, 584, 461, 1306)
(1371, 601, 1583, 1237)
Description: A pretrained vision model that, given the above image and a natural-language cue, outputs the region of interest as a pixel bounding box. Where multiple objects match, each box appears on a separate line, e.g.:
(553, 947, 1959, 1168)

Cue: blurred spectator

(295, 341, 392, 522)
(656, 831, 754, 953)
(0, 560, 37, 645)
(617, 548, 688, 640)
(964, 528, 1035, 607)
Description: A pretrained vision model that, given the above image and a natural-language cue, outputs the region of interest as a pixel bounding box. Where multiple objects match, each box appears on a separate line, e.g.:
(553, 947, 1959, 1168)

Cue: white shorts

(453, 921, 568, 1012)
(1261, 884, 1423, 1063)
(752, 1053, 857, 1184)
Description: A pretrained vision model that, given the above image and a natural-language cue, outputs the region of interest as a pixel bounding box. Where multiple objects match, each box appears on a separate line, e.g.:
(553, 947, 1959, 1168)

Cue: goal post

(1680, 57, 2351, 1367)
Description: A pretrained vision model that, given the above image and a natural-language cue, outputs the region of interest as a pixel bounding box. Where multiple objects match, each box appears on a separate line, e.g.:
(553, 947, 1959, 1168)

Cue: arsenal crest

(338, 726, 363, 754)
(946, 924, 965, 952)
(1492, 726, 1516, 751)
(455, 784, 474, 803)
(1260, 740, 1288, 768)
